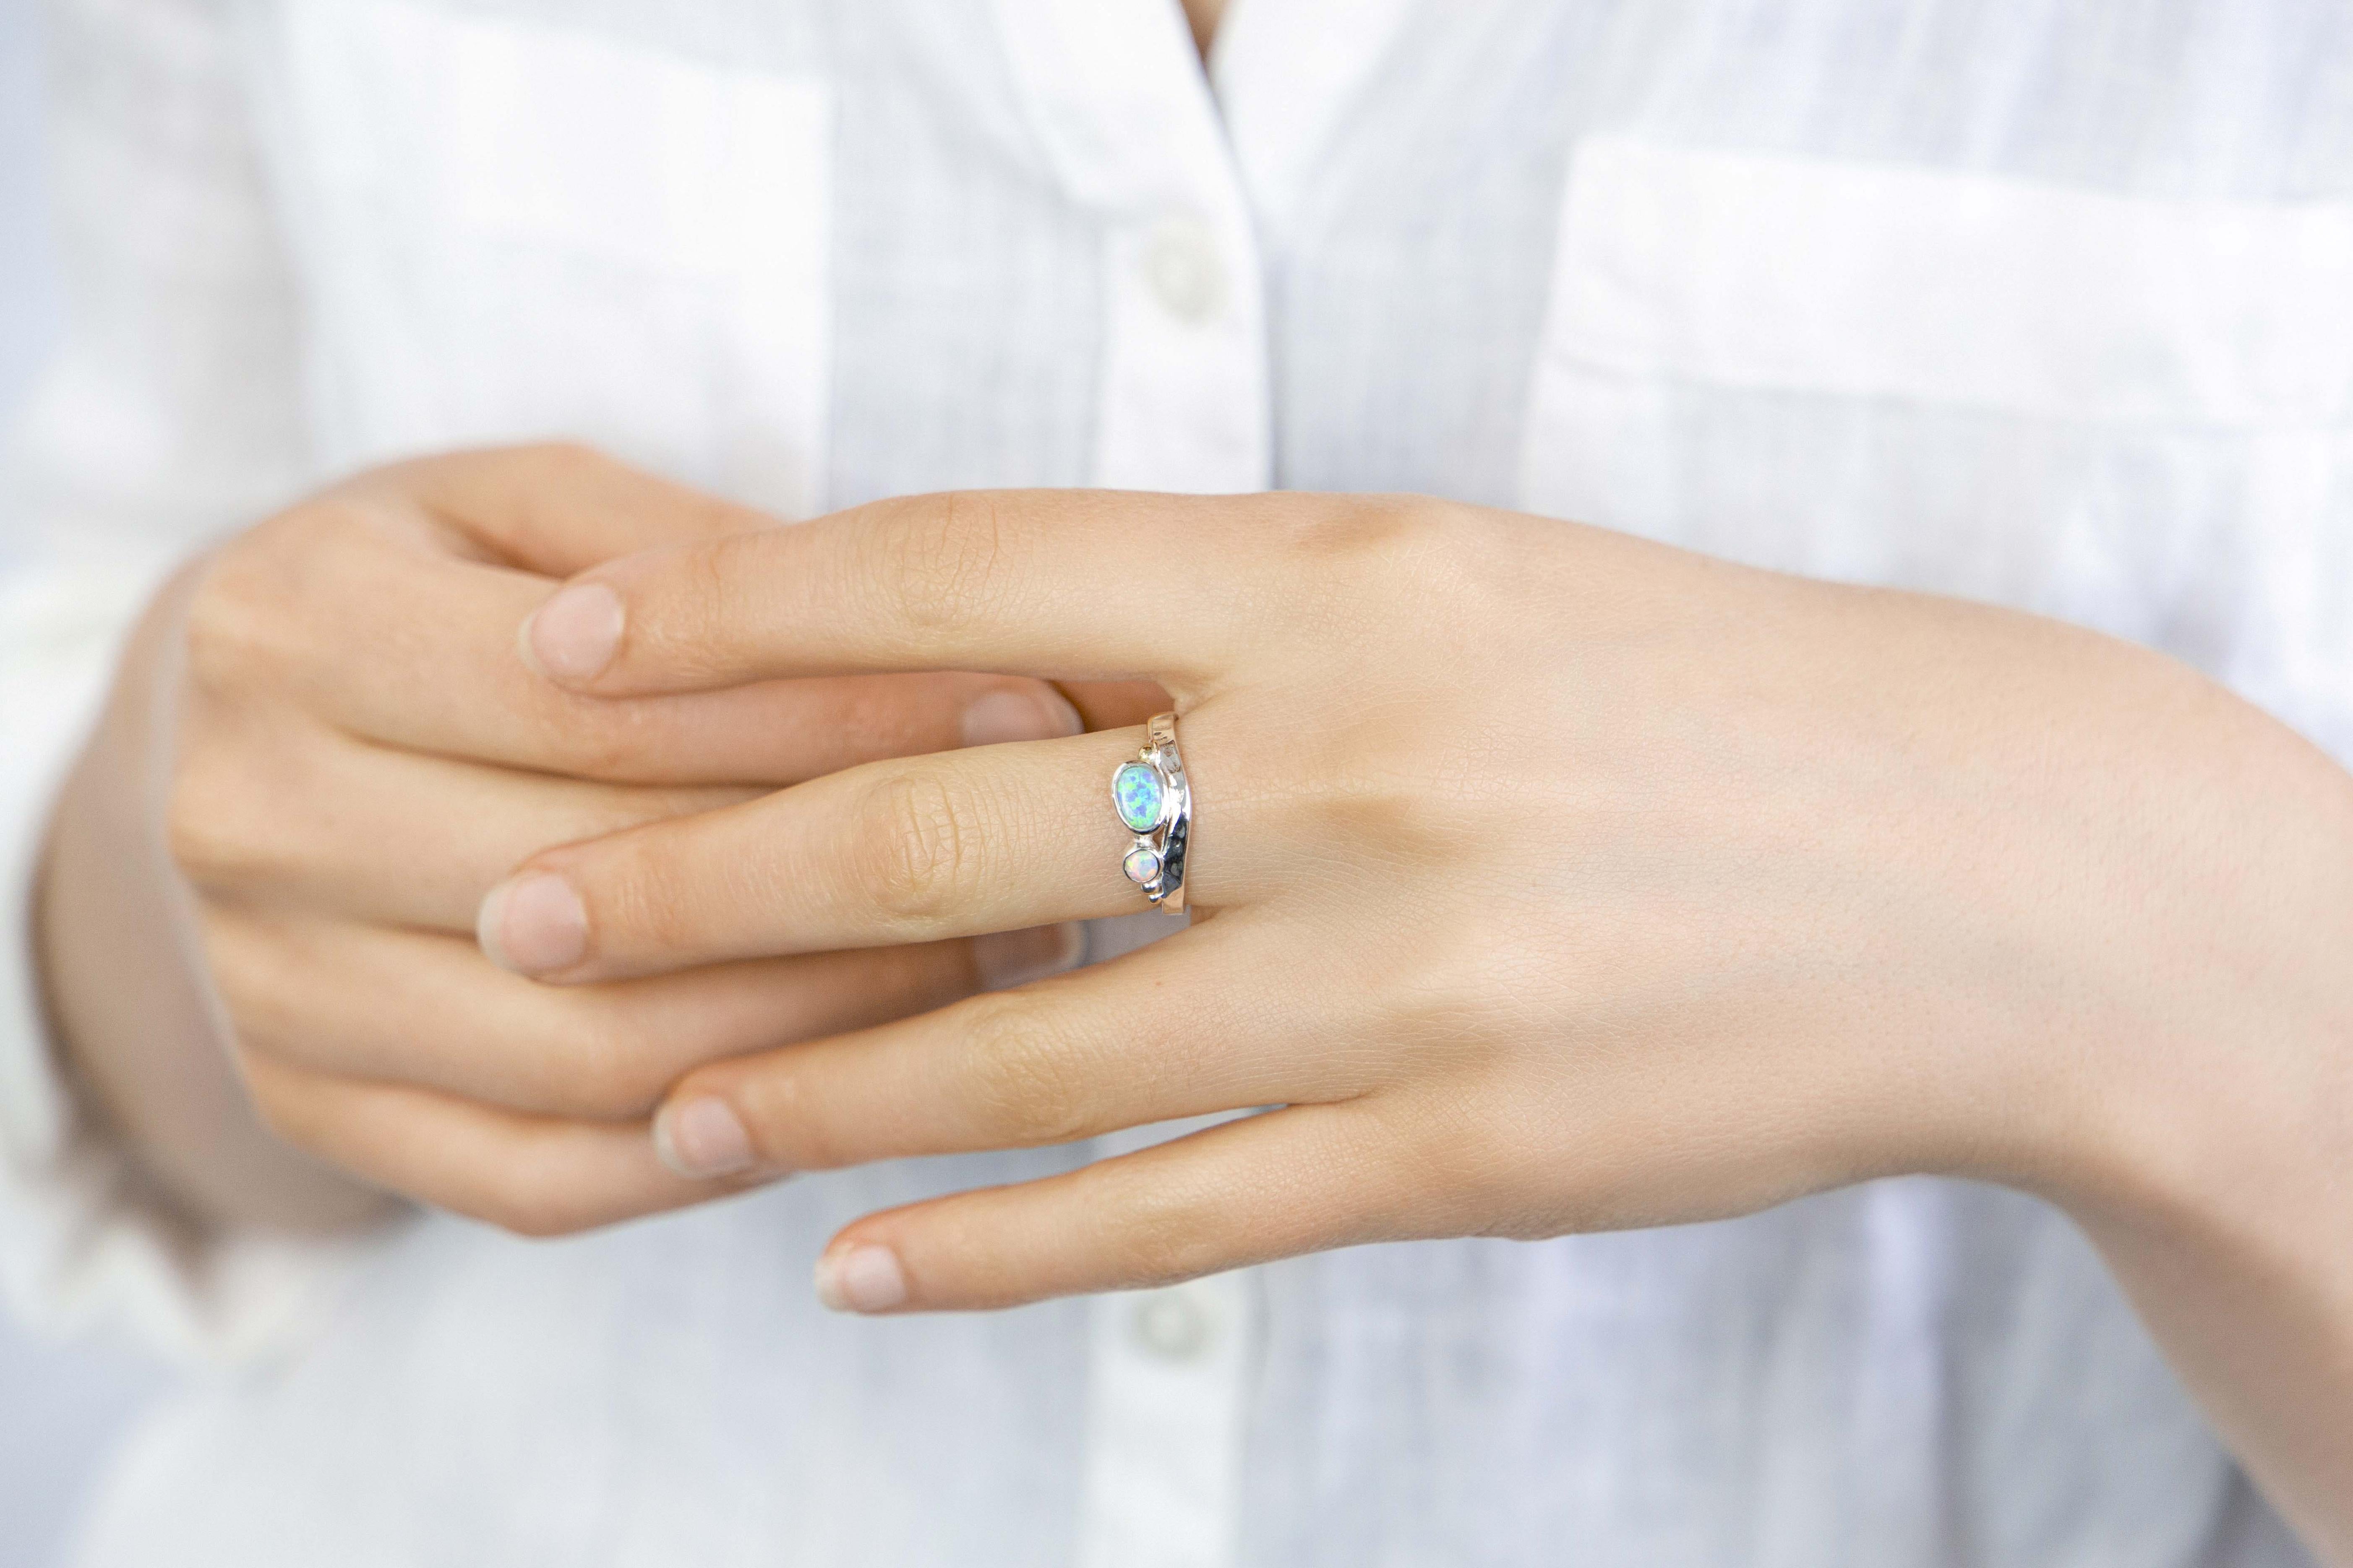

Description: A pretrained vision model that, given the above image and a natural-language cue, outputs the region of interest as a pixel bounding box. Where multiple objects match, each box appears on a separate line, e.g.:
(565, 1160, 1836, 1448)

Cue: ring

(1111, 712, 1190, 912)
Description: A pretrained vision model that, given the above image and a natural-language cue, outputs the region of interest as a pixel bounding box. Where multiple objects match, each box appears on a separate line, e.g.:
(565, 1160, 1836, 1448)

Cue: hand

(37, 448, 1103, 1236)
(488, 490, 2351, 1321)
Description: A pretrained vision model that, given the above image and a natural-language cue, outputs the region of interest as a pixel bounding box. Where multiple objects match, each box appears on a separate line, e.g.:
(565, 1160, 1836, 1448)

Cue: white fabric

(0, 0, 371, 1366)
(987, 0, 1271, 493)
(4, 0, 2347, 1562)
(1538, 138, 2353, 428)
(260, 0, 832, 512)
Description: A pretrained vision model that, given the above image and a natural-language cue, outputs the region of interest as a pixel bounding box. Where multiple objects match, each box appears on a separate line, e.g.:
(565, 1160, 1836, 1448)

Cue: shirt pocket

(1519, 136, 2353, 749)
(267, 0, 832, 518)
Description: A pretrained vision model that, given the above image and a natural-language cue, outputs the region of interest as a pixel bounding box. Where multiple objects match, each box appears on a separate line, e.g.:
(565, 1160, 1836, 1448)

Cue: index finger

(519, 490, 1317, 697)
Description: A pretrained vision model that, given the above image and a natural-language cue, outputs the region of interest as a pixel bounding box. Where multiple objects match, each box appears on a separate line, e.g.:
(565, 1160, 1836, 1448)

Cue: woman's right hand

(35, 445, 1100, 1236)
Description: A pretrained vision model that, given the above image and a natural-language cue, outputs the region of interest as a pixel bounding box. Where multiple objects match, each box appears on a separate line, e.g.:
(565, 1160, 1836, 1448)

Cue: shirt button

(1140, 215, 1226, 325)
(1127, 1286, 1215, 1362)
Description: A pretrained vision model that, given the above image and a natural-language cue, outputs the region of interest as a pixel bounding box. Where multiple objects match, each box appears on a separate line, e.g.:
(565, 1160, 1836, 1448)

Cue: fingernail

(960, 686, 1083, 748)
(973, 923, 1085, 990)
(476, 872, 589, 975)
(652, 1096, 756, 1178)
(815, 1244, 908, 1313)
(522, 582, 624, 684)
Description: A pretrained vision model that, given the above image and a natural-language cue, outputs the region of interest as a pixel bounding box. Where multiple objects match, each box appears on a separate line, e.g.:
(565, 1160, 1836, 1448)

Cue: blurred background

(0, 5, 172, 1564)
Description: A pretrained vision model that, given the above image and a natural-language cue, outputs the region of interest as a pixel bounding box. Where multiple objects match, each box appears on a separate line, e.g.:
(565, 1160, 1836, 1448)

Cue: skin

(37, 0, 1226, 1251)
(34, 445, 1141, 1237)
(1181, 0, 1227, 58)
(482, 489, 2353, 1557)
(26, 7, 2348, 1547)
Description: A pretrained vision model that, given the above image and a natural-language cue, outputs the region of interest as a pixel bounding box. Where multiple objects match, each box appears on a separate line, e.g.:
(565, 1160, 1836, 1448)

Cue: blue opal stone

(1114, 761, 1165, 833)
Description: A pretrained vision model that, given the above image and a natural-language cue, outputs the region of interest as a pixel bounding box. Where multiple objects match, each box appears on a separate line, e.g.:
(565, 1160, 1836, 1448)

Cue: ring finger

(479, 714, 1282, 983)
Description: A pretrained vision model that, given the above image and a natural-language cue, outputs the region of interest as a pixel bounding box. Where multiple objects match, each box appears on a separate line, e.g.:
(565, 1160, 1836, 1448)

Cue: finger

(175, 724, 752, 930)
(358, 441, 770, 576)
(805, 1104, 1427, 1312)
(1054, 680, 1171, 732)
(519, 489, 1375, 695)
(648, 919, 1377, 1176)
(210, 912, 1082, 1120)
(196, 513, 1085, 784)
(239, 1050, 775, 1236)
(477, 721, 1270, 982)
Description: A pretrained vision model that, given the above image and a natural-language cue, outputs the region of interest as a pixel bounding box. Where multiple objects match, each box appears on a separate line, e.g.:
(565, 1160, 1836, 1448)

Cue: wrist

(2059, 835, 2353, 1565)
(2025, 667, 2353, 1266)
(1857, 615, 2353, 1560)
(1885, 614, 2353, 1242)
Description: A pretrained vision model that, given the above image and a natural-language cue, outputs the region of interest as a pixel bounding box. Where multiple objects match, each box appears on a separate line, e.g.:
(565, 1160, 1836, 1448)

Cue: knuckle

(1319, 774, 1451, 864)
(557, 705, 668, 782)
(454, 1140, 609, 1240)
(852, 767, 988, 930)
(691, 532, 767, 668)
(1283, 496, 1448, 571)
(164, 735, 261, 889)
(565, 832, 698, 960)
(164, 725, 331, 894)
(508, 438, 608, 479)
(162, 789, 237, 891)
(1268, 499, 1467, 638)
(198, 921, 302, 1051)
(182, 497, 387, 698)
(827, 675, 957, 760)
(238, 1063, 296, 1138)
(956, 995, 1096, 1146)
(180, 551, 287, 698)
(547, 1002, 666, 1119)
(475, 1179, 594, 1240)
(870, 493, 1019, 639)
(420, 438, 610, 500)
(606, 528, 770, 690)
(723, 1066, 832, 1169)
(462, 1192, 572, 1240)
(237, 1054, 332, 1155)
(1100, 1177, 1228, 1287)
(1356, 1086, 1563, 1238)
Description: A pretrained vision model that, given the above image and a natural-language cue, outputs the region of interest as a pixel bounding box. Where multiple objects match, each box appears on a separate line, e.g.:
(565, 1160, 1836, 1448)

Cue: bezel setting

(1109, 720, 1190, 910)
(1111, 760, 1170, 834)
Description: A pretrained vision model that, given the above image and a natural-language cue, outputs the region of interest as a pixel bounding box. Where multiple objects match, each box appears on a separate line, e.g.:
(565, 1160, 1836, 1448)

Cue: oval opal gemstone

(1122, 847, 1162, 885)
(1113, 761, 1165, 833)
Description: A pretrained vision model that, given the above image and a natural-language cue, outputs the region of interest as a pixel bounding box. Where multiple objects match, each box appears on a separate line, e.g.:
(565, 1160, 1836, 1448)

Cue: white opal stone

(1123, 847, 1161, 885)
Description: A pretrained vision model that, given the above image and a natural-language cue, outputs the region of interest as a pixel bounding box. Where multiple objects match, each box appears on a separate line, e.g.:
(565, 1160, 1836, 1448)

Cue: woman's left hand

(480, 490, 2353, 1321)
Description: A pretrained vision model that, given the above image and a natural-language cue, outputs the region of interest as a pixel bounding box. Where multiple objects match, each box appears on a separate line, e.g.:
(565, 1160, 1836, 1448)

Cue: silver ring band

(1110, 711, 1190, 912)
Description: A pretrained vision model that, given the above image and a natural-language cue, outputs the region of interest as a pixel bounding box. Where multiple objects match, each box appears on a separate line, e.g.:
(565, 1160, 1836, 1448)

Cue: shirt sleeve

(0, 0, 382, 1365)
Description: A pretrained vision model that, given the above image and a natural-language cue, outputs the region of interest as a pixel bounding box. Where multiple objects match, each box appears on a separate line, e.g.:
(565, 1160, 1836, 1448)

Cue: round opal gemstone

(1113, 761, 1165, 833)
(1123, 847, 1162, 885)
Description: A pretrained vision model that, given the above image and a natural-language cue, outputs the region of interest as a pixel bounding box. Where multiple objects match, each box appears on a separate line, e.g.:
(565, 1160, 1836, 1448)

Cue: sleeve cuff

(0, 559, 389, 1366)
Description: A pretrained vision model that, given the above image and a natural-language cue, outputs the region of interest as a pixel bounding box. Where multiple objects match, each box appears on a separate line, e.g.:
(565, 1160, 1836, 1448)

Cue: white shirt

(3, 0, 2346, 1562)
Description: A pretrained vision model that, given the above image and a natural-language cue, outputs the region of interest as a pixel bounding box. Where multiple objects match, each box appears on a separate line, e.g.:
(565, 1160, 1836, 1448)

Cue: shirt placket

(1072, 1205, 1259, 1568)
(985, 3, 1271, 1563)
(987, 0, 1270, 495)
